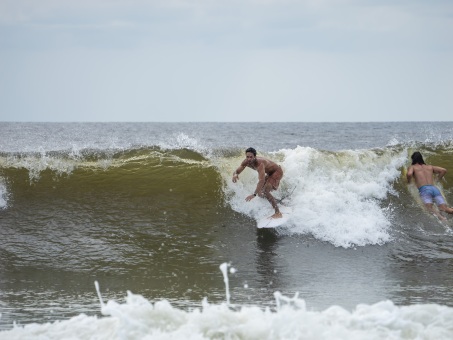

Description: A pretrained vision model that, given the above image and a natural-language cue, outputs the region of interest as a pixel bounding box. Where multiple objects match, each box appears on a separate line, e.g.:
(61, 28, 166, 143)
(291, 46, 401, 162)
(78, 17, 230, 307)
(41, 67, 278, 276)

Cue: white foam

(2, 291, 452, 340)
(224, 146, 407, 248)
(0, 176, 8, 209)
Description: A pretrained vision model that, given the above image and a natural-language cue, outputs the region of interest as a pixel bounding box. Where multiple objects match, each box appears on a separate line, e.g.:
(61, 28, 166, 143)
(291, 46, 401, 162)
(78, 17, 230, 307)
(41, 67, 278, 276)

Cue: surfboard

(257, 207, 292, 229)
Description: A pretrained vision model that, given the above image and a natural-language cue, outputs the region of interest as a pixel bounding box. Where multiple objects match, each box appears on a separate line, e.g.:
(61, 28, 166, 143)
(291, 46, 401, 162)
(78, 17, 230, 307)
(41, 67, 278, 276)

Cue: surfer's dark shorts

(266, 166, 283, 190)
(418, 185, 446, 205)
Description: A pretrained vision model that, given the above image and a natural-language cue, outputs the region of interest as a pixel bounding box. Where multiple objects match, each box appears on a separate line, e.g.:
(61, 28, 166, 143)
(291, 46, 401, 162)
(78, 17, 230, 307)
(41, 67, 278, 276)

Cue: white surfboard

(257, 207, 292, 229)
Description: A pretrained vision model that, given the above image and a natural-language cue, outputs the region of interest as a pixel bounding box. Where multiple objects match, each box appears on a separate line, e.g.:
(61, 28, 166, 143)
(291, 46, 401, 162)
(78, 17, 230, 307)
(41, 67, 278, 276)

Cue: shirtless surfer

(406, 151, 453, 220)
(232, 147, 283, 219)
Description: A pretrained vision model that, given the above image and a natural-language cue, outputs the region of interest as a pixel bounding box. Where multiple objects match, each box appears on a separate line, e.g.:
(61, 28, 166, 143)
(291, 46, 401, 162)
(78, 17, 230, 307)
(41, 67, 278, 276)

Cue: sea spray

(219, 262, 236, 306)
(274, 291, 306, 311)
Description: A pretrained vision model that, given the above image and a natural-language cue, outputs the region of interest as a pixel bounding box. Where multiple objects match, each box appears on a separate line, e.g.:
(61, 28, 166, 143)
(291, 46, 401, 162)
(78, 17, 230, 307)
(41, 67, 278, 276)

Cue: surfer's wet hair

(245, 147, 257, 156)
(411, 151, 426, 165)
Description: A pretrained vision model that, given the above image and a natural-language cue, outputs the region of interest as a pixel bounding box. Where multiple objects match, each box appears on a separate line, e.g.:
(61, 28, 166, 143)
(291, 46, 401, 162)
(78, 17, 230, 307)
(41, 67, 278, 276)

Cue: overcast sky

(0, 0, 452, 122)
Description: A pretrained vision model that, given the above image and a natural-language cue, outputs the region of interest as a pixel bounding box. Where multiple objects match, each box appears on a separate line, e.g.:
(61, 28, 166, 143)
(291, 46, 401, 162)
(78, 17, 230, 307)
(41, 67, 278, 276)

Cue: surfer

(232, 147, 283, 219)
(406, 151, 453, 220)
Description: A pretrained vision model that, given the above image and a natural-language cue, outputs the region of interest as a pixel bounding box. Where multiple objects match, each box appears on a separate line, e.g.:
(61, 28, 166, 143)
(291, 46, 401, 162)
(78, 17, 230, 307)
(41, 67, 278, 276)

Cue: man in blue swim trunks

(407, 151, 453, 220)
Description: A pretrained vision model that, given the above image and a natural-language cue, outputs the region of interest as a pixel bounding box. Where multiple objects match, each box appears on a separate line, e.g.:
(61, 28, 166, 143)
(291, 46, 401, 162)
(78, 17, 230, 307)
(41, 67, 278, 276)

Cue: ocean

(1, 122, 453, 339)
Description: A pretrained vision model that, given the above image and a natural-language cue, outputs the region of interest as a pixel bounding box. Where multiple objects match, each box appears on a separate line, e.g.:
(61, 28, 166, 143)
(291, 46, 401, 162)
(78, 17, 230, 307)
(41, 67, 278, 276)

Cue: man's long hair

(246, 147, 257, 156)
(411, 151, 425, 165)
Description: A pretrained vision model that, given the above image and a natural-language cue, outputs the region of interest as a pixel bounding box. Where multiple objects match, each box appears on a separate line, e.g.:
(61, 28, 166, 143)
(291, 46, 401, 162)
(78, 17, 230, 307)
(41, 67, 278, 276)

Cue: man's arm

(254, 163, 266, 195)
(432, 166, 447, 181)
(245, 163, 266, 202)
(232, 161, 247, 183)
(407, 166, 414, 183)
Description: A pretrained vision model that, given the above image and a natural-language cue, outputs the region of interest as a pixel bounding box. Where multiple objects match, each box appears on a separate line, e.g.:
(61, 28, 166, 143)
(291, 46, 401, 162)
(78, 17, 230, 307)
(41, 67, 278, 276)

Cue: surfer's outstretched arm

(232, 161, 247, 183)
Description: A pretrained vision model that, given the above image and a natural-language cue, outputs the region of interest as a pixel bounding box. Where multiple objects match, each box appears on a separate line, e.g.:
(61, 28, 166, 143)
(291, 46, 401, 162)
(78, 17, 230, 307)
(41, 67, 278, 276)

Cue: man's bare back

(406, 164, 446, 188)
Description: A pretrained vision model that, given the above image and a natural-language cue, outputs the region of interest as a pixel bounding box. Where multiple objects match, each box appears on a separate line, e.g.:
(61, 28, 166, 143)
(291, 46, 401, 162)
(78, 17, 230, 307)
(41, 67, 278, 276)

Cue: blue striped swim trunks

(418, 185, 446, 205)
